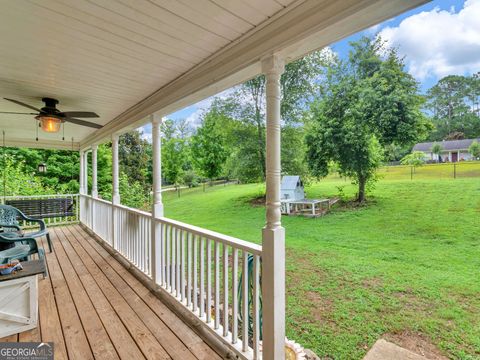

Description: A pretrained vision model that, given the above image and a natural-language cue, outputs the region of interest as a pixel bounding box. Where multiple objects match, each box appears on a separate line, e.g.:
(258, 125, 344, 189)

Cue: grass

(162, 173, 480, 359)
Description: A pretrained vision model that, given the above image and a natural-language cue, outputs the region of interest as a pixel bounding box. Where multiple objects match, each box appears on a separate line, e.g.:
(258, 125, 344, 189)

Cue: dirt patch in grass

(361, 277, 383, 289)
(384, 331, 448, 360)
(249, 195, 266, 206)
(305, 290, 335, 325)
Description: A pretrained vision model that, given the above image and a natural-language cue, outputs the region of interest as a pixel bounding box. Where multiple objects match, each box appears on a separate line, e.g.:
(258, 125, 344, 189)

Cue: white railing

(114, 203, 152, 276)
(155, 217, 262, 359)
(79, 194, 263, 359)
(1, 193, 80, 227)
(91, 197, 113, 245)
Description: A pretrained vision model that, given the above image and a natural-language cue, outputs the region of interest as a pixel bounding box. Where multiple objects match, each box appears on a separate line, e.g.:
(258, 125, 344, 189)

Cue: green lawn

(162, 177, 480, 359)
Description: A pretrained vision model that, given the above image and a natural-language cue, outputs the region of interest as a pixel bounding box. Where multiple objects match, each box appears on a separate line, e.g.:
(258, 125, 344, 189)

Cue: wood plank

(18, 325, 41, 343)
(0, 334, 18, 342)
(48, 228, 119, 360)
(62, 226, 197, 360)
(71, 225, 221, 360)
(47, 232, 146, 360)
(54, 227, 170, 360)
(38, 236, 94, 360)
(36, 248, 68, 360)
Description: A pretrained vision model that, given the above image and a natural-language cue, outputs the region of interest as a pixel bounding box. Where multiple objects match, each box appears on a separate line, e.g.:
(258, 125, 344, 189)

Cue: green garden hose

(237, 254, 263, 340)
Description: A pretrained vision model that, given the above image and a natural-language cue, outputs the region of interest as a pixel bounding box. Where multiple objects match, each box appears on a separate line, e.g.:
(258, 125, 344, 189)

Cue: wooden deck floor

(0, 225, 221, 360)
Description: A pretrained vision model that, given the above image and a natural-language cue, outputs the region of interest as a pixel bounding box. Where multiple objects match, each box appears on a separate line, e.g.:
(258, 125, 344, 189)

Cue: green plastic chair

(0, 205, 48, 276)
(0, 236, 44, 264)
(0, 205, 52, 253)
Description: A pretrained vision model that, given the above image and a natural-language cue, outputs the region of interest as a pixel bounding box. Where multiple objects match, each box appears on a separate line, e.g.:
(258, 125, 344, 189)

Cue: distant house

(412, 138, 480, 162)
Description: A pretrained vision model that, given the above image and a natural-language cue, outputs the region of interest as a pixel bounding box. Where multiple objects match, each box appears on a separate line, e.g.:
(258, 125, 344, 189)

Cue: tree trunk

(357, 176, 366, 203)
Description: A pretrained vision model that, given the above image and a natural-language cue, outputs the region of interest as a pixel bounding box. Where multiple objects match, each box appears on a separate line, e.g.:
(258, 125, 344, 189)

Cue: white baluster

(232, 248, 239, 344)
(223, 244, 229, 337)
(242, 251, 249, 352)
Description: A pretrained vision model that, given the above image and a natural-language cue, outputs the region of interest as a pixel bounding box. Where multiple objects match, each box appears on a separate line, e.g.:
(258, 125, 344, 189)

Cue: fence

(377, 161, 480, 180)
(80, 194, 262, 359)
(163, 179, 240, 200)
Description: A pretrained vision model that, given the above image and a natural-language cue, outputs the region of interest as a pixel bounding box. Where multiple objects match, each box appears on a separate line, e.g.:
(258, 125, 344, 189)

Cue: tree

(430, 142, 443, 163)
(306, 37, 429, 202)
(191, 108, 228, 181)
(161, 119, 190, 185)
(426, 73, 480, 140)
(469, 140, 480, 159)
(0, 155, 51, 196)
(222, 50, 331, 180)
(118, 172, 149, 209)
(401, 151, 426, 168)
(119, 130, 150, 188)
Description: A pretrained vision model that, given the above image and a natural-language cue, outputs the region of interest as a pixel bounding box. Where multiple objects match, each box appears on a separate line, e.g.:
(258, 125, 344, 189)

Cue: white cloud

(180, 87, 237, 129)
(379, 0, 480, 80)
(140, 123, 152, 142)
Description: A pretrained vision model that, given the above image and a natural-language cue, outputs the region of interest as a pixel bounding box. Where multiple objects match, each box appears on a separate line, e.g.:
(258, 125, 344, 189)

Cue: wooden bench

(5, 198, 75, 219)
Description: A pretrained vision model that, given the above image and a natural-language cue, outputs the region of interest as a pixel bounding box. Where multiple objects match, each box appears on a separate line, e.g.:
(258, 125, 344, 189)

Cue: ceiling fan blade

(0, 111, 38, 115)
(64, 117, 102, 129)
(60, 111, 99, 118)
(3, 98, 43, 113)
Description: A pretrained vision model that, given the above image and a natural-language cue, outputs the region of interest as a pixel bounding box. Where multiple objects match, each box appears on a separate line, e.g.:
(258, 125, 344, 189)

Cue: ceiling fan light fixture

(36, 115, 62, 133)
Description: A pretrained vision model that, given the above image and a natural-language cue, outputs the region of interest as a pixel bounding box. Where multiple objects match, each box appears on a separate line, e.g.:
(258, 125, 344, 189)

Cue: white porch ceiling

(0, 0, 428, 150)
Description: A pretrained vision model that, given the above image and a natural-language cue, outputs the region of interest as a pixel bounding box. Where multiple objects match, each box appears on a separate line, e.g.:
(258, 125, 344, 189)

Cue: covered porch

(0, 1, 428, 358)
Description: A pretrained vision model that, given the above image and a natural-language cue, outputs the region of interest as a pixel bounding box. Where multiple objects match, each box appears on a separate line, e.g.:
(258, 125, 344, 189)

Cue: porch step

(364, 339, 429, 360)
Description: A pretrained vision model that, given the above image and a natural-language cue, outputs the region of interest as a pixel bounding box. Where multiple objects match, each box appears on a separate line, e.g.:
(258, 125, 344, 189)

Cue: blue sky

(141, 0, 479, 138)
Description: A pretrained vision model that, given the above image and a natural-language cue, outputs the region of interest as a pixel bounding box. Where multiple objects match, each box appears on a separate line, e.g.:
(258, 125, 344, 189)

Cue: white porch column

(261, 54, 285, 360)
(84, 150, 89, 195)
(152, 115, 164, 217)
(79, 150, 85, 194)
(112, 134, 120, 249)
(91, 145, 98, 198)
(151, 114, 164, 285)
(112, 135, 120, 205)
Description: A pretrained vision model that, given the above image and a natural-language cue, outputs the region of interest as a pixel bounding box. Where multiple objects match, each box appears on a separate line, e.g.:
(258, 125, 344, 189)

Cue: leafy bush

(469, 141, 480, 159)
(182, 170, 199, 188)
(119, 172, 149, 209)
(401, 151, 426, 167)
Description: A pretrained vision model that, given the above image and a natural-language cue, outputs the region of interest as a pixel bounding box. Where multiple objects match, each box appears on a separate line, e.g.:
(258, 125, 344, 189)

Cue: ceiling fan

(0, 97, 102, 133)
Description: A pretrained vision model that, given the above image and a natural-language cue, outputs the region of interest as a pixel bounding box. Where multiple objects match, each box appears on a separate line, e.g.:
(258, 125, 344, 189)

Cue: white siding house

(413, 138, 480, 162)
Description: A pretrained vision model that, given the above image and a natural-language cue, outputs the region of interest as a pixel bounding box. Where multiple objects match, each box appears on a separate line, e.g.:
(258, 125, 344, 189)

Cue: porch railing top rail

(157, 216, 262, 255)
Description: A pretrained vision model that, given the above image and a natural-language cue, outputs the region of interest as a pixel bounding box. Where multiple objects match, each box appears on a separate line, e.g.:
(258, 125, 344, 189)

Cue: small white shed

(281, 176, 305, 201)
